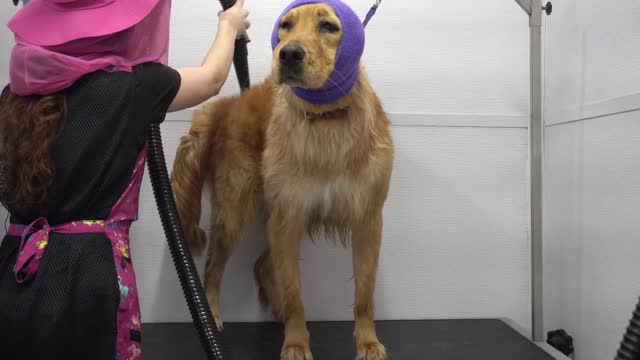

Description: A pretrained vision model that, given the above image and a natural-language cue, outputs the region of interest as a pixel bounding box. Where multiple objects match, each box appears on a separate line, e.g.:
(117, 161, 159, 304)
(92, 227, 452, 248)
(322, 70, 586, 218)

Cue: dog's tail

(171, 104, 221, 256)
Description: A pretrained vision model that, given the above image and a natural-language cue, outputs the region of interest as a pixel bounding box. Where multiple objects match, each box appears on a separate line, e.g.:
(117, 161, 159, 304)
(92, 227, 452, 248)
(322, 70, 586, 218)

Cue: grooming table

(142, 319, 565, 359)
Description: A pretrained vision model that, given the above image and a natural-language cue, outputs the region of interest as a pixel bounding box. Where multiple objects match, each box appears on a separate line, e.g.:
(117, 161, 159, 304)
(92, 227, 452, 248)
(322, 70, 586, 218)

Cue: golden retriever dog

(171, 3, 393, 359)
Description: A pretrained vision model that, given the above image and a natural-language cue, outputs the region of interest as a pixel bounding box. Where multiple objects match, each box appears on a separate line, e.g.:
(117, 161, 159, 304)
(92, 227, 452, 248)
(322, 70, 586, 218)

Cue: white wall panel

(132, 122, 530, 331)
(543, 0, 640, 358)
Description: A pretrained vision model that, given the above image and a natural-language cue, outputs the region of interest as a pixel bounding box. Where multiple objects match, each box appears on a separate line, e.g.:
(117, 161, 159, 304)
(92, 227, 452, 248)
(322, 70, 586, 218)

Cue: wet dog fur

(171, 4, 393, 360)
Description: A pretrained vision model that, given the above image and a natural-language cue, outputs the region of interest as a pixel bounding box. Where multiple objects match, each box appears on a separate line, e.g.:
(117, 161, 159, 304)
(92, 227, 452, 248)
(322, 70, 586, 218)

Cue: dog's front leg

(268, 212, 313, 360)
(352, 212, 387, 360)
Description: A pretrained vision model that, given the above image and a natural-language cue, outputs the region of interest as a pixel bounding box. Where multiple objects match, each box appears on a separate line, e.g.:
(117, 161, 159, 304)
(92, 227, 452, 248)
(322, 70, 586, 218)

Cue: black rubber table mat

(142, 319, 556, 360)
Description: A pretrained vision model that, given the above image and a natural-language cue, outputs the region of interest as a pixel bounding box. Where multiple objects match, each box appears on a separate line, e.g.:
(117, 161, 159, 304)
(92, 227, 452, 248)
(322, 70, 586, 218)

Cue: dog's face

(272, 4, 343, 88)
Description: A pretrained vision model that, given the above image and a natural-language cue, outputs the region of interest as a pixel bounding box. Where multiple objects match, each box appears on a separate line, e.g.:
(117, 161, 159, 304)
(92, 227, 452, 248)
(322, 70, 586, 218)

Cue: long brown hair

(0, 91, 66, 209)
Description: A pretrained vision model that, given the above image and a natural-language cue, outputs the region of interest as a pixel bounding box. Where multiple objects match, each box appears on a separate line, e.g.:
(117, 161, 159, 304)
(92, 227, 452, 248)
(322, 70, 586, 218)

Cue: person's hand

(168, 0, 251, 111)
(218, 0, 251, 42)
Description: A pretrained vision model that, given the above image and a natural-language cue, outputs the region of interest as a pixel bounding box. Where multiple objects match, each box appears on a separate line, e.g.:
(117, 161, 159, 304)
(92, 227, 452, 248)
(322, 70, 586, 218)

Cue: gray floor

(142, 319, 559, 360)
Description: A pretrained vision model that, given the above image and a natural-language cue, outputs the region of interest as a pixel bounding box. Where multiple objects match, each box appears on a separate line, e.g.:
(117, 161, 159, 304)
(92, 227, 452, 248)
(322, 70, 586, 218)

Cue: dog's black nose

(279, 44, 306, 65)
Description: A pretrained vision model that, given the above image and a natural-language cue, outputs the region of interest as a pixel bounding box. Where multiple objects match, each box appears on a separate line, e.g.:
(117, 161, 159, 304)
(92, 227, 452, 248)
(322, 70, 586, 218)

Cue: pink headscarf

(8, 0, 172, 96)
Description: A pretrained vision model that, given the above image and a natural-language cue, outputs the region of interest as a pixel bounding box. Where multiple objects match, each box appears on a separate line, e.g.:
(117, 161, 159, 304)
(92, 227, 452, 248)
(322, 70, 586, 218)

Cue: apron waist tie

(7, 217, 107, 283)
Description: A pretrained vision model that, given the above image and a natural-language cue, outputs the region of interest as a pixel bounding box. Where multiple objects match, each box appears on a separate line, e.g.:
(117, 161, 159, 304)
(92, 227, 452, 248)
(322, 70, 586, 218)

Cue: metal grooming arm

(513, 0, 552, 343)
(514, 3, 640, 359)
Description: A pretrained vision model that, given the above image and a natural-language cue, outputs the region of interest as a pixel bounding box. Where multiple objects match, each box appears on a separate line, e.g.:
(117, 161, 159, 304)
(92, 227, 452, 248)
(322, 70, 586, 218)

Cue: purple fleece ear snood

(271, 0, 365, 104)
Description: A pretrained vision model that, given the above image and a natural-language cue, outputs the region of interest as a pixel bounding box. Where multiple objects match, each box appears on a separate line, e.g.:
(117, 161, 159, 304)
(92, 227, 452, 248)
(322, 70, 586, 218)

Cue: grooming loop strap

(363, 0, 382, 28)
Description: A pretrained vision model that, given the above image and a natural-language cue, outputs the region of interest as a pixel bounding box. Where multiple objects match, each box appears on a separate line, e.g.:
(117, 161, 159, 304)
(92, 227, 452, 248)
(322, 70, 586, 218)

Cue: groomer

(0, 0, 250, 358)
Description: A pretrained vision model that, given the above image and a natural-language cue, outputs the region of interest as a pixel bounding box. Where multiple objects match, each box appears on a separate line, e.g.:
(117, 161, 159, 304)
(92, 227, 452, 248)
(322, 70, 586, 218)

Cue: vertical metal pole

(529, 0, 544, 343)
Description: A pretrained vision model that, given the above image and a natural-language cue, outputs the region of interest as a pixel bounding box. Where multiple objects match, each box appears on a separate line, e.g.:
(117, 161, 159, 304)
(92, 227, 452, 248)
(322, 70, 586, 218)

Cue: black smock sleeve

(134, 63, 182, 124)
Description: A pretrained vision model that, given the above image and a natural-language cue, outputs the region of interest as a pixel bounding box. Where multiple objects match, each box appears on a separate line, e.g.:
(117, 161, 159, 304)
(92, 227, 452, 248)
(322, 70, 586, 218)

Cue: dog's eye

(280, 21, 292, 30)
(320, 21, 339, 33)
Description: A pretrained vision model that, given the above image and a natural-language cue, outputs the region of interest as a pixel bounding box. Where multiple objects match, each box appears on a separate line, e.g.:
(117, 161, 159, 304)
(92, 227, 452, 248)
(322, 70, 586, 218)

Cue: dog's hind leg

(205, 203, 256, 330)
(204, 214, 240, 331)
(171, 110, 216, 255)
(204, 152, 260, 331)
(352, 212, 387, 360)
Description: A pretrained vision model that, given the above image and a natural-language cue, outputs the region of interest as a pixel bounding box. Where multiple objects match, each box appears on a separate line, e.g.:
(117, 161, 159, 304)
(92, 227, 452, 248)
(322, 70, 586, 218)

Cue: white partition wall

(0, 1, 533, 333)
(543, 0, 640, 359)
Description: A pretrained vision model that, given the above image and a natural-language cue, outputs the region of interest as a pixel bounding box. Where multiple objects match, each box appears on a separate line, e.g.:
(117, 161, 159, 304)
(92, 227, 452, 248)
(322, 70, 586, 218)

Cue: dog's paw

(281, 343, 313, 360)
(356, 341, 387, 360)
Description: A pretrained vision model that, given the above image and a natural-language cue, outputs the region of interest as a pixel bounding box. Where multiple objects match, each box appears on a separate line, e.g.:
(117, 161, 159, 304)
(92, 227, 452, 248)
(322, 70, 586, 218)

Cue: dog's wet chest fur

(264, 107, 372, 220)
(297, 173, 361, 220)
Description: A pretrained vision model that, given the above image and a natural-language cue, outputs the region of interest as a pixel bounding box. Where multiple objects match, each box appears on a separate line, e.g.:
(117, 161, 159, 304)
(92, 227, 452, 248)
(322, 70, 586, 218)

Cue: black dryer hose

(219, 0, 251, 91)
(147, 123, 226, 360)
(145, 1, 251, 359)
(615, 297, 640, 360)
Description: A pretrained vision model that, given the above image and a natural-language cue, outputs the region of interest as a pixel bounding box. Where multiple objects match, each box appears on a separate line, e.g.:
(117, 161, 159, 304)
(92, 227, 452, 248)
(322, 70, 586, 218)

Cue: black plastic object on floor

(142, 320, 557, 360)
(615, 297, 640, 360)
(547, 329, 574, 357)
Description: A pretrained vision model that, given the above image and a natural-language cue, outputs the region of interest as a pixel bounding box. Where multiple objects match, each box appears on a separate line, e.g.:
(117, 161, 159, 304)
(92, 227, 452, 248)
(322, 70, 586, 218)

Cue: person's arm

(168, 0, 250, 112)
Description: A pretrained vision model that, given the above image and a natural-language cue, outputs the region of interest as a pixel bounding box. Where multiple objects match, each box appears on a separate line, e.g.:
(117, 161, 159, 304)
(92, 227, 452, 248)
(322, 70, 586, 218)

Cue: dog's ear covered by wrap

(271, 0, 366, 104)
